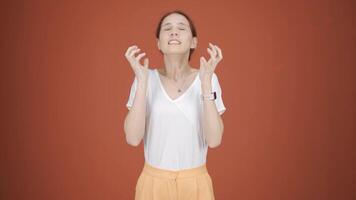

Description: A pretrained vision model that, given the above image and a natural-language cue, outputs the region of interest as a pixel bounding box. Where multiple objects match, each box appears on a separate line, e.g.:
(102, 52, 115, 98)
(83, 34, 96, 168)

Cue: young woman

(124, 10, 226, 200)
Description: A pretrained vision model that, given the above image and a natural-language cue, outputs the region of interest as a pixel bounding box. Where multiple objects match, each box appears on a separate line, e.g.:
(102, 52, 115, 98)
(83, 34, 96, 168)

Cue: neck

(163, 54, 191, 81)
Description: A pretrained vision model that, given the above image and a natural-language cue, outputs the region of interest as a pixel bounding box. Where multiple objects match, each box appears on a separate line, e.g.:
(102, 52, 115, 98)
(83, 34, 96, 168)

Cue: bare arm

(201, 81, 224, 148)
(123, 45, 149, 147)
(124, 80, 147, 146)
(199, 42, 225, 148)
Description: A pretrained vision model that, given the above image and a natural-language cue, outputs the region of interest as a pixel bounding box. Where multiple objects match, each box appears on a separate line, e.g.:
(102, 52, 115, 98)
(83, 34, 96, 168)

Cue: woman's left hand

(199, 42, 223, 86)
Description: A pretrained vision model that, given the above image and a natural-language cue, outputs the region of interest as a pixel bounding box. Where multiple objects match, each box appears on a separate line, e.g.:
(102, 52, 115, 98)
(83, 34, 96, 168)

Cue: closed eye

(163, 27, 186, 31)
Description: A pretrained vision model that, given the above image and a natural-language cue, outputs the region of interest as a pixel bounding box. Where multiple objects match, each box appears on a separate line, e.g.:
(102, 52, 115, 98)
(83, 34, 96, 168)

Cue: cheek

(159, 33, 169, 43)
(157, 37, 165, 46)
(182, 37, 193, 46)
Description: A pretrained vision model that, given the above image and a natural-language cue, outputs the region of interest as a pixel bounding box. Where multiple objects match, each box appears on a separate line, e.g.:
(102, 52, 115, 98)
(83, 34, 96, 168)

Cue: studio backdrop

(1, 0, 355, 199)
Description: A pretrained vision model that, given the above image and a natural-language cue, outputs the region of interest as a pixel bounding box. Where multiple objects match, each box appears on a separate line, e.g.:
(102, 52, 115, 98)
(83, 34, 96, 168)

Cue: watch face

(201, 92, 217, 100)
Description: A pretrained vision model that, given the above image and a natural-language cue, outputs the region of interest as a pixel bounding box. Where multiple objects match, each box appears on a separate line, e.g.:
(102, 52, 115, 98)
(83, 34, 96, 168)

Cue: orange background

(1, 0, 355, 199)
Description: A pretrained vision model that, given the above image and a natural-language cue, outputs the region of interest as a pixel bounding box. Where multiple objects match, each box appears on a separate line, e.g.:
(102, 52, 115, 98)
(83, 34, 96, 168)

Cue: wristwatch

(201, 91, 217, 101)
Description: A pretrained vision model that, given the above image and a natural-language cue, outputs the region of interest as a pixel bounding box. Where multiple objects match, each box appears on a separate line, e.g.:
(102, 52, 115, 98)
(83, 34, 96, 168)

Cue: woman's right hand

(124, 45, 149, 83)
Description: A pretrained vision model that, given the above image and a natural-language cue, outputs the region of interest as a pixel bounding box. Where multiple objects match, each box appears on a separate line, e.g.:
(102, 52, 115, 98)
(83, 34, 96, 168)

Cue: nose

(170, 32, 178, 36)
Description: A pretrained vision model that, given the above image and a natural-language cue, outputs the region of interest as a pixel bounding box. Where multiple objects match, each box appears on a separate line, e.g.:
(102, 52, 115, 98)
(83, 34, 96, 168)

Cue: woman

(124, 10, 226, 200)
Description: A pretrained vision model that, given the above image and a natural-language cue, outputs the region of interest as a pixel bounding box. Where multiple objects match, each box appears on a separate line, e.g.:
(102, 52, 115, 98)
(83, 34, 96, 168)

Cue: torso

(156, 68, 199, 100)
(145, 68, 208, 170)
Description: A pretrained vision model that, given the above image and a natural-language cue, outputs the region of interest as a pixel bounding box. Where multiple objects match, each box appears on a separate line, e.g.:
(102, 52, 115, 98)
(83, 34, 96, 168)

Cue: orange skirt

(135, 162, 215, 200)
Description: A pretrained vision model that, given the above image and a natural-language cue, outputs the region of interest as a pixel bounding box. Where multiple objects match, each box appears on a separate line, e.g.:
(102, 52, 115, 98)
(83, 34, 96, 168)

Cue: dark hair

(155, 10, 197, 61)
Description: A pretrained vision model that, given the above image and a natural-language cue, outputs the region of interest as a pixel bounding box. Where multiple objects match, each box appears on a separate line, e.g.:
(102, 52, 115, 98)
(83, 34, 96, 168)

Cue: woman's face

(157, 13, 197, 57)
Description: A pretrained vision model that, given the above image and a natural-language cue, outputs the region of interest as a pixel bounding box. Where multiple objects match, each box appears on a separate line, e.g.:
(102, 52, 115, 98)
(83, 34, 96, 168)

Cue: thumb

(144, 58, 149, 69)
(200, 57, 206, 68)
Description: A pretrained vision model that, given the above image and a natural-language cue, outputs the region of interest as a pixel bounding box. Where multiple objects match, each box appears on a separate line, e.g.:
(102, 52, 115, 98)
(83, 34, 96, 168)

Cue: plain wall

(1, 0, 355, 199)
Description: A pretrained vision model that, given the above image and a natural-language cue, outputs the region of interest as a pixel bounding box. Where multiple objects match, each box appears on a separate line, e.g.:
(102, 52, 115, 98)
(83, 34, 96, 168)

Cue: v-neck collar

(155, 68, 199, 102)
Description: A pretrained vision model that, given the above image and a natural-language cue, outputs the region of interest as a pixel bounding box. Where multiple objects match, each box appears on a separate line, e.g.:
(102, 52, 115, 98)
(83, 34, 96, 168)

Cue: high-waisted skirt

(135, 162, 215, 200)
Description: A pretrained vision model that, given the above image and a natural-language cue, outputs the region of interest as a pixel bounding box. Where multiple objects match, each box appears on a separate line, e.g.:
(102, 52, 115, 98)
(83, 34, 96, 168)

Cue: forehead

(161, 13, 189, 26)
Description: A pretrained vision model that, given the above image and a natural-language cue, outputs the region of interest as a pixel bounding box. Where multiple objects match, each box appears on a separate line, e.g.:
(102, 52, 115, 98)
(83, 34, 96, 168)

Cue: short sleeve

(126, 76, 138, 110)
(212, 73, 226, 115)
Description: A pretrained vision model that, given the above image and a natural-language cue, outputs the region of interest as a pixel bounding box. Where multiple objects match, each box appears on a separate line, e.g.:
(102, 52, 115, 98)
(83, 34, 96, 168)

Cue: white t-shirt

(126, 68, 226, 171)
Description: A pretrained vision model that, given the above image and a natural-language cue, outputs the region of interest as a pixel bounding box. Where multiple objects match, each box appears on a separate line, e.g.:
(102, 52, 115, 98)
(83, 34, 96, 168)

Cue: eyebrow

(162, 22, 188, 27)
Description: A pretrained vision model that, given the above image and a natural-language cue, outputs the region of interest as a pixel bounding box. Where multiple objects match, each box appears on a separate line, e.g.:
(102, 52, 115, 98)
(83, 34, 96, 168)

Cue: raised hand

(124, 45, 149, 83)
(199, 42, 223, 84)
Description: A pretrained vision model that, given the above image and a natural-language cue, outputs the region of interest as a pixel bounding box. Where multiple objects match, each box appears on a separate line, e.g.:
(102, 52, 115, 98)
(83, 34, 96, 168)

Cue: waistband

(142, 162, 208, 179)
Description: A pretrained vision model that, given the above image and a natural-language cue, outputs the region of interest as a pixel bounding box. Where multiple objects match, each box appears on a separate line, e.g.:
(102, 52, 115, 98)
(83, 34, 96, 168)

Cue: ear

(190, 37, 198, 49)
(157, 39, 161, 50)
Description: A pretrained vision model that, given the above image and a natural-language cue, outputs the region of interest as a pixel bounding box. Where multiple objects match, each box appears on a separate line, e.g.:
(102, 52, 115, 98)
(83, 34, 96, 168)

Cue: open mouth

(168, 39, 181, 45)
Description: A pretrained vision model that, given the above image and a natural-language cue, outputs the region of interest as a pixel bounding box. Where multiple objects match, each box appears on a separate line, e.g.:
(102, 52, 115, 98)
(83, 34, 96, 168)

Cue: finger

(125, 45, 138, 57)
(129, 48, 141, 58)
(207, 47, 216, 64)
(135, 52, 146, 61)
(215, 45, 223, 60)
(126, 47, 139, 58)
(144, 58, 149, 68)
(201, 56, 208, 66)
(208, 48, 218, 65)
(209, 43, 218, 57)
(207, 47, 216, 60)
(204, 57, 209, 66)
(200, 57, 205, 68)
